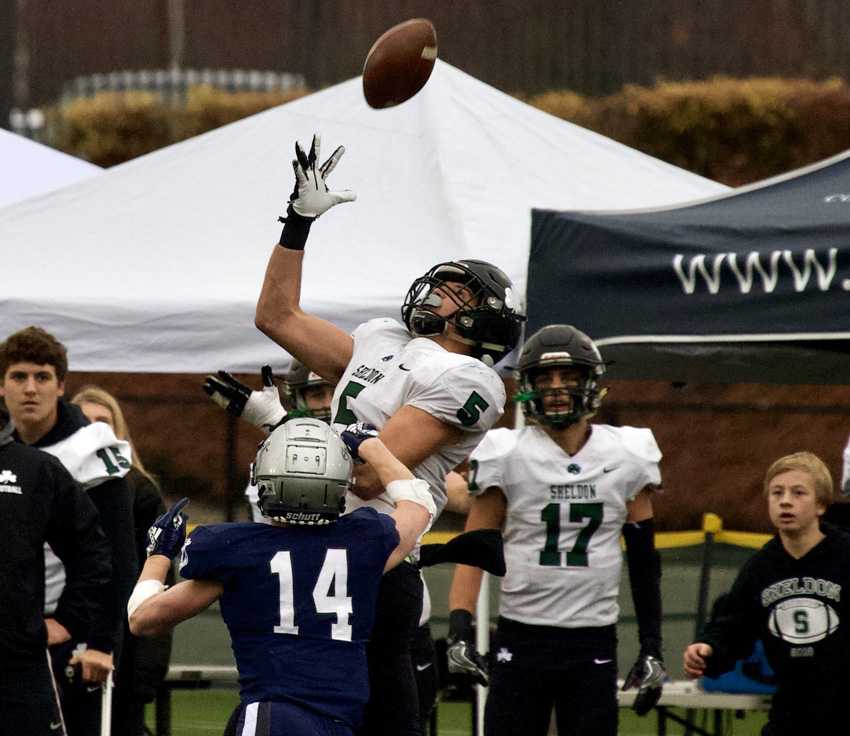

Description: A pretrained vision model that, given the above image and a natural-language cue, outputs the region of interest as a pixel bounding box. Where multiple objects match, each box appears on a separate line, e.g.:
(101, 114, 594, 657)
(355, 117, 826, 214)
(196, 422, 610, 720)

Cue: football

(768, 597, 839, 644)
(362, 18, 438, 109)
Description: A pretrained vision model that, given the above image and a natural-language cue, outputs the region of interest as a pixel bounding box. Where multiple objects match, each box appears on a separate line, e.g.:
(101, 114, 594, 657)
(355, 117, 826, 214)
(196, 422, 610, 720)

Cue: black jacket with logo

(0, 421, 112, 662)
(699, 523, 850, 734)
(20, 401, 137, 656)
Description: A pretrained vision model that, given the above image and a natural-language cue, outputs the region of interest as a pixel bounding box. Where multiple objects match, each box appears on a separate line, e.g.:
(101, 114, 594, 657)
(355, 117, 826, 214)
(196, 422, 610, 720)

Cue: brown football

(362, 18, 438, 109)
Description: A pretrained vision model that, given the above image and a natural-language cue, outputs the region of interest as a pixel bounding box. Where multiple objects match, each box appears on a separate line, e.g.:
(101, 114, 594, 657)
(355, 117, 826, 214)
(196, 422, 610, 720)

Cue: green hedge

(51, 86, 310, 168)
(530, 76, 850, 184)
(50, 78, 850, 184)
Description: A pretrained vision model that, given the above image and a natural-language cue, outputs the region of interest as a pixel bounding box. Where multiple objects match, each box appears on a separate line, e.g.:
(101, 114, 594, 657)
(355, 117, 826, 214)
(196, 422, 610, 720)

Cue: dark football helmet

(401, 259, 525, 365)
(284, 358, 333, 423)
(517, 324, 606, 427)
(252, 418, 350, 525)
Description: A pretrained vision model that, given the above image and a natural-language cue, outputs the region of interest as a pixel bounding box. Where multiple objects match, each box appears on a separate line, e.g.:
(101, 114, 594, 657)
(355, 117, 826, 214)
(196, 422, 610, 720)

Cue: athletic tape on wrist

(127, 579, 166, 618)
(384, 478, 437, 518)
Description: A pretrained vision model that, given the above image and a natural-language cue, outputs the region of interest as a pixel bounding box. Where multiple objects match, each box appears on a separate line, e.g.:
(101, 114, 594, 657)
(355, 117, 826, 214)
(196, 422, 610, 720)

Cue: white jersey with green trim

(469, 424, 661, 628)
(42, 422, 131, 614)
(331, 318, 505, 518)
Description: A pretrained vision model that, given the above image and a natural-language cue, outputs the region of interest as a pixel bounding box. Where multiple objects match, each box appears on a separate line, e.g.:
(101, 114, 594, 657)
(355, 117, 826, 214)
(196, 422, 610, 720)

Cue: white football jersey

(842, 433, 850, 496)
(42, 422, 131, 614)
(331, 318, 505, 518)
(469, 424, 661, 628)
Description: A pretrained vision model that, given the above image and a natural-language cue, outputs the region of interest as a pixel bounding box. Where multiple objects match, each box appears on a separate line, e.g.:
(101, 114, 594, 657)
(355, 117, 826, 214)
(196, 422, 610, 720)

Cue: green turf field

(146, 690, 769, 735)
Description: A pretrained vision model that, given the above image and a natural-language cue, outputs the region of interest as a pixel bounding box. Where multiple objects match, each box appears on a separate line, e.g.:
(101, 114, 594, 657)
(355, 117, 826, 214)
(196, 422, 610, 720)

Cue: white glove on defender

(290, 134, 356, 218)
(203, 366, 286, 433)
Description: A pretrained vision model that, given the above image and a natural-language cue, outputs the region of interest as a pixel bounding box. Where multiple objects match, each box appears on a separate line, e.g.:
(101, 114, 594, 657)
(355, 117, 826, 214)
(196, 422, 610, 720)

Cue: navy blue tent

(528, 151, 850, 383)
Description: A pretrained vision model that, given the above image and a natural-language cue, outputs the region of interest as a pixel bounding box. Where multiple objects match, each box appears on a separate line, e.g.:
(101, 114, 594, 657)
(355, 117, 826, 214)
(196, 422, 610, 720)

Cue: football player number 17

(270, 549, 353, 641)
(540, 502, 603, 567)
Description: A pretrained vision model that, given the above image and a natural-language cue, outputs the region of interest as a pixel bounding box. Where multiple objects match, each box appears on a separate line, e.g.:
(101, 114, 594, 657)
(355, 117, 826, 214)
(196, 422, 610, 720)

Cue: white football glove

(290, 134, 356, 218)
(203, 365, 286, 433)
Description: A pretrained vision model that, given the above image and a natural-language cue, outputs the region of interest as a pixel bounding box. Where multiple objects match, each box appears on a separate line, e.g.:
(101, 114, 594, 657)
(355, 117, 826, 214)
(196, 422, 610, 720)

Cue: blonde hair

(71, 385, 159, 488)
(763, 451, 833, 508)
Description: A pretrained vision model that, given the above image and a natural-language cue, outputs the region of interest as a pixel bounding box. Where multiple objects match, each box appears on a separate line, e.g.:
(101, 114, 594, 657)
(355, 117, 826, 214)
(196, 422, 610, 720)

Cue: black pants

(484, 618, 618, 736)
(50, 641, 102, 736)
(411, 623, 438, 727)
(0, 652, 66, 736)
(359, 562, 423, 736)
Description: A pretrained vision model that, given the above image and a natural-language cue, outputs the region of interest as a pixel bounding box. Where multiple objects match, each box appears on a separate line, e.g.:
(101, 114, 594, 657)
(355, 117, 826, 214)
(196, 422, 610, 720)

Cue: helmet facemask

(518, 362, 605, 428)
(401, 260, 525, 364)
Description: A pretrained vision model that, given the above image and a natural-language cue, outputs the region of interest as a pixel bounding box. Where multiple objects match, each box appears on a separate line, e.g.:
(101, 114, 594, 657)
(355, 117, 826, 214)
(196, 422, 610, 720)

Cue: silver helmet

(252, 418, 351, 525)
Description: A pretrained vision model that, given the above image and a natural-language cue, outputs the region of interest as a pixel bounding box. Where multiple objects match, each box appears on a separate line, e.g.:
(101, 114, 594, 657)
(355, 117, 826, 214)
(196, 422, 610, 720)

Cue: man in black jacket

(0, 419, 113, 735)
(0, 327, 137, 735)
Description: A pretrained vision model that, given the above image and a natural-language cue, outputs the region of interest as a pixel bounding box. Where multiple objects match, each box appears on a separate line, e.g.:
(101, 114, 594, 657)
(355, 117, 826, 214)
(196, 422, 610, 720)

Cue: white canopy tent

(0, 61, 726, 372)
(0, 128, 100, 208)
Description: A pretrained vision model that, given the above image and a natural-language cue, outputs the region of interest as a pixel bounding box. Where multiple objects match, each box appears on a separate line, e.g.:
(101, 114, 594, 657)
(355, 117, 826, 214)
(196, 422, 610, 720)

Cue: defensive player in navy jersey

(128, 419, 434, 736)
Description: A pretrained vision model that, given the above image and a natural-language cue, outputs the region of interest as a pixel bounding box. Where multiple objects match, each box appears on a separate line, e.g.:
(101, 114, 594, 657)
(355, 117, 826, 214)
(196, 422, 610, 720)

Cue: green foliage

(530, 77, 850, 185)
(50, 86, 310, 167)
(52, 91, 174, 168)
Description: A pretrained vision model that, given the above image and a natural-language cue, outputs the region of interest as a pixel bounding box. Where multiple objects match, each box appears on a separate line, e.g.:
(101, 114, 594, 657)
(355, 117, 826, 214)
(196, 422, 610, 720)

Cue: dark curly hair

(0, 326, 69, 381)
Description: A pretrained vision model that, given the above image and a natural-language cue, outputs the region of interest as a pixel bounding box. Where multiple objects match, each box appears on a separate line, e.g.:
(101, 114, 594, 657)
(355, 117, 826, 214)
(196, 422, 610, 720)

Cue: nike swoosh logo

(416, 662, 433, 671)
(50, 723, 62, 731)
(86, 685, 101, 692)
(602, 466, 619, 473)
(594, 658, 613, 665)
(399, 364, 412, 371)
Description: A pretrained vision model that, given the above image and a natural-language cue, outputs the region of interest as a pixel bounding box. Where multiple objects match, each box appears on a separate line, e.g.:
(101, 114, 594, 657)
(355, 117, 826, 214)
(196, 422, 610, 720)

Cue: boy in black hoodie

(684, 452, 850, 735)
(0, 327, 136, 735)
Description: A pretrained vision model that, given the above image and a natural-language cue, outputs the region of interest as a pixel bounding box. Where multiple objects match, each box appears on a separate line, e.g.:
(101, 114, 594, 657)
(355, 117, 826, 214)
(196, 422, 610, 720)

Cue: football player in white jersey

(447, 324, 666, 736)
(0, 326, 137, 736)
(252, 134, 525, 736)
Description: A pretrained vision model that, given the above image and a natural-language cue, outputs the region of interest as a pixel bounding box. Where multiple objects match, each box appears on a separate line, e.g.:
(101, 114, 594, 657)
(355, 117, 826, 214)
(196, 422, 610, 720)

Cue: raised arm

(342, 428, 435, 570)
(255, 248, 352, 383)
(255, 134, 356, 383)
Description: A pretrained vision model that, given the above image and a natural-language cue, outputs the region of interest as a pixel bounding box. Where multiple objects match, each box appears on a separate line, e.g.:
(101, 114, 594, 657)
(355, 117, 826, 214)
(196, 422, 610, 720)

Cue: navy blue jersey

(179, 508, 399, 729)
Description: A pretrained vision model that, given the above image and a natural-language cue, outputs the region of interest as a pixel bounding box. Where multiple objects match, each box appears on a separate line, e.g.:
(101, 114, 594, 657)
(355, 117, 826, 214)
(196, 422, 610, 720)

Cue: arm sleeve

(407, 363, 505, 433)
(46, 460, 113, 646)
(842, 434, 850, 497)
(85, 476, 137, 654)
(622, 518, 662, 659)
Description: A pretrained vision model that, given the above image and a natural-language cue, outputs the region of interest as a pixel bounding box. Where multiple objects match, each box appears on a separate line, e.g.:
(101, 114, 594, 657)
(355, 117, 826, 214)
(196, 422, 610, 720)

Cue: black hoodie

(0, 421, 112, 661)
(699, 523, 850, 734)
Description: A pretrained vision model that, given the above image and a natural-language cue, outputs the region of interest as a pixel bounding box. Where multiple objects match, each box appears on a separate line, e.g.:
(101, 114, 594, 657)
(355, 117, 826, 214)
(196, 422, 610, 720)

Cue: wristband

(384, 478, 437, 519)
(448, 609, 475, 641)
(127, 579, 166, 618)
(278, 204, 314, 251)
